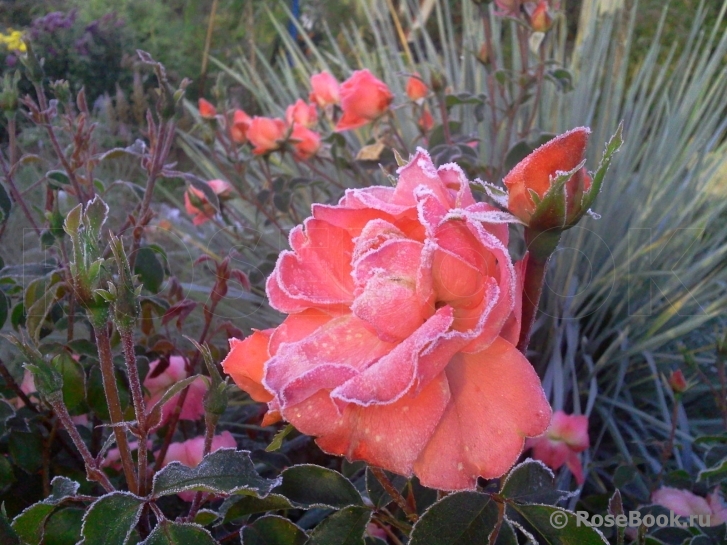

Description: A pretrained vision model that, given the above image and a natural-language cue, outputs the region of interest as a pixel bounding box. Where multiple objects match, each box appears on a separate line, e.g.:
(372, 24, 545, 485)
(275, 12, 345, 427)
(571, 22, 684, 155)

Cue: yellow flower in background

(0, 29, 26, 53)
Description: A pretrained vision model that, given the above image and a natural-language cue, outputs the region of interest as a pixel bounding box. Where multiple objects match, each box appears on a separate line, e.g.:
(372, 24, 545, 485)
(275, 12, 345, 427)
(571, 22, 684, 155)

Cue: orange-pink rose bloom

(247, 116, 288, 155)
(526, 410, 589, 484)
(503, 126, 591, 224)
(309, 71, 340, 108)
(290, 124, 321, 161)
(336, 70, 394, 131)
(223, 149, 551, 490)
(286, 99, 318, 129)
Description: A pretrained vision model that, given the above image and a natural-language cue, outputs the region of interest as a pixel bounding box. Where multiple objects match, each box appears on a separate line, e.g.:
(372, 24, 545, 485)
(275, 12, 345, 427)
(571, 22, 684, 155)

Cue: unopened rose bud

(198, 98, 217, 120)
(668, 369, 688, 394)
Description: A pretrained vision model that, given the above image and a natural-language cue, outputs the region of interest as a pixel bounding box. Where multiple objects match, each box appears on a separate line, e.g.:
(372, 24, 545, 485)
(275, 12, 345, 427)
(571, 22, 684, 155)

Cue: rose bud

(668, 369, 688, 394)
(418, 106, 434, 132)
(309, 71, 340, 108)
(406, 73, 429, 102)
(335, 69, 394, 131)
(198, 98, 216, 119)
(503, 126, 591, 228)
(528, 0, 554, 33)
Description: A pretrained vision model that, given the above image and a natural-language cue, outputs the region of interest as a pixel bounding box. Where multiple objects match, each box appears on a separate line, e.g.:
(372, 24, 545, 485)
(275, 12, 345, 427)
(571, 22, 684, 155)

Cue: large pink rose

(223, 149, 550, 490)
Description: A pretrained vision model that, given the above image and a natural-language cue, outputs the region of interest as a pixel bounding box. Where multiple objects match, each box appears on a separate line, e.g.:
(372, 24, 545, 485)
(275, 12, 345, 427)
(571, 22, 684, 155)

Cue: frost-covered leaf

(152, 448, 280, 498)
(501, 459, 573, 505)
(306, 506, 371, 545)
(508, 504, 608, 545)
(410, 491, 499, 545)
(221, 494, 293, 523)
(272, 464, 363, 509)
(240, 515, 307, 545)
(140, 521, 216, 545)
(80, 492, 144, 545)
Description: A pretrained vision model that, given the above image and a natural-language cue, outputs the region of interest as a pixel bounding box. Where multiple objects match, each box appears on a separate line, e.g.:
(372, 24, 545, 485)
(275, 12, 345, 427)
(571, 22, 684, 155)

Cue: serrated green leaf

(152, 449, 280, 499)
(509, 504, 608, 544)
(86, 366, 130, 421)
(266, 424, 294, 452)
(0, 508, 21, 545)
(10, 477, 81, 544)
(410, 491, 499, 545)
(501, 459, 570, 505)
(140, 520, 216, 545)
(11, 503, 56, 545)
(241, 515, 307, 545)
(44, 507, 83, 545)
(80, 492, 143, 545)
(306, 506, 371, 545)
(192, 509, 218, 527)
(9, 429, 43, 474)
(221, 494, 293, 523)
(134, 247, 165, 294)
(51, 353, 86, 415)
(273, 465, 363, 509)
(46, 171, 70, 189)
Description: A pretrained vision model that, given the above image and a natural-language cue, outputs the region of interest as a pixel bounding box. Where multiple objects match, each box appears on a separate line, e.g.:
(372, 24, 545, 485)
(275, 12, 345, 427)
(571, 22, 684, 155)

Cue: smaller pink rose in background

(230, 109, 252, 144)
(198, 98, 217, 119)
(652, 487, 727, 526)
(248, 117, 288, 155)
(336, 69, 393, 131)
(144, 356, 207, 425)
(286, 99, 318, 129)
(184, 179, 233, 226)
(157, 431, 237, 501)
(309, 71, 340, 108)
(406, 73, 428, 102)
(290, 124, 321, 160)
(527, 410, 589, 484)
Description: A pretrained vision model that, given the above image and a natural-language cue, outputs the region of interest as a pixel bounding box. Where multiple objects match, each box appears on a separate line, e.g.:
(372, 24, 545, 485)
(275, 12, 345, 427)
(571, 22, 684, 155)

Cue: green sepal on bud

(63, 197, 112, 320)
(108, 234, 141, 328)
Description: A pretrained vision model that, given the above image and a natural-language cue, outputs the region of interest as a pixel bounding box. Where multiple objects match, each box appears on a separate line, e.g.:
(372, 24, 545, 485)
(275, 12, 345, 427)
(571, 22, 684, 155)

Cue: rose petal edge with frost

(223, 149, 551, 490)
